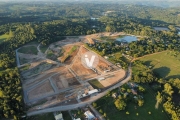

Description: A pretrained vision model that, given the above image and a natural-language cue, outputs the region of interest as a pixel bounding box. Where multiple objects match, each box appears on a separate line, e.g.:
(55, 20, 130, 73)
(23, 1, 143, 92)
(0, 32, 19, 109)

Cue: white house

(104, 56, 109, 59)
(74, 118, 81, 120)
(54, 112, 64, 120)
(84, 111, 95, 120)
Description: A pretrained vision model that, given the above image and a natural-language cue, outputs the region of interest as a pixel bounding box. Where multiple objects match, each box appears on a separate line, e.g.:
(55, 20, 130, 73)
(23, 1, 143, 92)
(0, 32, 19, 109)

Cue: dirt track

(20, 33, 127, 106)
(51, 68, 80, 90)
(28, 81, 54, 100)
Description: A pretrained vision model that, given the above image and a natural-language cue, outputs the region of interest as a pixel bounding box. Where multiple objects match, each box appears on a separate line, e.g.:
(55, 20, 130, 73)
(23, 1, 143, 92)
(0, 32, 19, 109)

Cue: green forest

(0, 1, 180, 120)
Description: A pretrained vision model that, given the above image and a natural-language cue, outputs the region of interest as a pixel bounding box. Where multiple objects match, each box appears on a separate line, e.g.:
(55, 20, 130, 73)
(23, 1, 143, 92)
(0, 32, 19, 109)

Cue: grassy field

(27, 113, 54, 120)
(40, 45, 48, 53)
(26, 41, 39, 45)
(18, 46, 38, 55)
(19, 64, 31, 72)
(71, 109, 84, 119)
(47, 50, 54, 58)
(62, 111, 72, 120)
(94, 85, 169, 120)
(27, 112, 71, 120)
(20, 58, 29, 65)
(69, 46, 78, 54)
(139, 51, 180, 79)
(89, 79, 104, 89)
(61, 45, 78, 63)
(0, 34, 9, 43)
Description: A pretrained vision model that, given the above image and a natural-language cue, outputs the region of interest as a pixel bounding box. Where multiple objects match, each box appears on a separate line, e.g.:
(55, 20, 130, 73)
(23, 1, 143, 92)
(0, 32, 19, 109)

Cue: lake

(116, 36, 138, 43)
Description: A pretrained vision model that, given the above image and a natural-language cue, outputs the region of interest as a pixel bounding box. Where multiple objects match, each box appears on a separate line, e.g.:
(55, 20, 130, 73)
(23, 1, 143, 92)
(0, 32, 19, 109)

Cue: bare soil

(25, 72, 55, 87)
(71, 56, 97, 80)
(58, 45, 80, 64)
(22, 62, 55, 79)
(28, 81, 54, 100)
(79, 46, 89, 55)
(99, 70, 126, 87)
(51, 68, 80, 90)
(23, 66, 65, 88)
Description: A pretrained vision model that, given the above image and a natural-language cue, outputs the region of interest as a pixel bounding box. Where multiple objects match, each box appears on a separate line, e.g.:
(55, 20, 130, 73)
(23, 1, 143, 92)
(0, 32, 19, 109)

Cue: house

(123, 92, 129, 98)
(134, 96, 138, 99)
(128, 82, 139, 88)
(74, 118, 81, 120)
(84, 111, 95, 120)
(98, 77, 105, 81)
(116, 63, 121, 68)
(54, 111, 64, 120)
(112, 93, 118, 98)
(124, 92, 129, 96)
(104, 56, 109, 59)
(104, 69, 110, 73)
(90, 17, 98, 20)
(131, 89, 137, 95)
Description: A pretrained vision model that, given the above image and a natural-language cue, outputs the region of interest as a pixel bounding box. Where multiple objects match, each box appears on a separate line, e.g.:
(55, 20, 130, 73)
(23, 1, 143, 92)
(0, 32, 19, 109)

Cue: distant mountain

(1, 0, 180, 8)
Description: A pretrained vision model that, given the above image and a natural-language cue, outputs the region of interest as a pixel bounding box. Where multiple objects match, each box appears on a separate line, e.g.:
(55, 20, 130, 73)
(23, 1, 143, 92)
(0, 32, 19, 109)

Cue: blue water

(116, 36, 137, 43)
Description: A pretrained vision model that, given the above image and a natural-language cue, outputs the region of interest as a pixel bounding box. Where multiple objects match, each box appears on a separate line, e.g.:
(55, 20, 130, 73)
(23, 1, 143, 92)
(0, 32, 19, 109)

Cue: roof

(131, 89, 137, 95)
(88, 89, 98, 94)
(84, 111, 95, 119)
(74, 118, 81, 120)
(54, 112, 63, 120)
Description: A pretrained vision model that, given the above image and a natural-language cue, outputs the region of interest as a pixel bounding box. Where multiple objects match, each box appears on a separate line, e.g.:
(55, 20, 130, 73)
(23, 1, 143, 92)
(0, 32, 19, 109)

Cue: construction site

(16, 34, 126, 111)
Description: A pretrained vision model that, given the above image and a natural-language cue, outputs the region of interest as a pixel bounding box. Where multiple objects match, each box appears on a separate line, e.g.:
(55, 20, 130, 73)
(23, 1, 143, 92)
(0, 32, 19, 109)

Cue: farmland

(139, 51, 180, 79)
(93, 85, 169, 120)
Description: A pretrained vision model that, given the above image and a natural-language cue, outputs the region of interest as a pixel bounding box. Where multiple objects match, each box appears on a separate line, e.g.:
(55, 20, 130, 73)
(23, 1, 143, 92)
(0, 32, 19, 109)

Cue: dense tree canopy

(0, 1, 180, 120)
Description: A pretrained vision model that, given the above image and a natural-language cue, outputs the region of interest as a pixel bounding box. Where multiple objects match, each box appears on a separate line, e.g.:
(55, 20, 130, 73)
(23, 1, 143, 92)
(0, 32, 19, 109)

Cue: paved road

(89, 104, 105, 120)
(15, 48, 21, 67)
(27, 66, 131, 116)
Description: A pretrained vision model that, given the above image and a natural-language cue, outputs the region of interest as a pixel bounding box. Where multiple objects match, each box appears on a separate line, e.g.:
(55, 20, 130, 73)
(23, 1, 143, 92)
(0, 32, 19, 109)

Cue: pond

(153, 27, 169, 31)
(116, 35, 138, 43)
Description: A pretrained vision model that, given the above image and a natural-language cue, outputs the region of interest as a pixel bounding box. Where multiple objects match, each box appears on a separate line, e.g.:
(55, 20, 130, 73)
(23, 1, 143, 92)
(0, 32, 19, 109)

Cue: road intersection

(27, 65, 131, 116)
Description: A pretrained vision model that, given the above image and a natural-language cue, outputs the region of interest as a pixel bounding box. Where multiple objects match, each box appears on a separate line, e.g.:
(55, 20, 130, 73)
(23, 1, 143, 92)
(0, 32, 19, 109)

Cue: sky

(0, 0, 179, 1)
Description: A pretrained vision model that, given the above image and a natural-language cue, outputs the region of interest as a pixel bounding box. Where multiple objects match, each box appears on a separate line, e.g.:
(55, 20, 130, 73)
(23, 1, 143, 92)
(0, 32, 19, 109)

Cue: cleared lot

(24, 66, 66, 88)
(99, 70, 126, 87)
(18, 45, 38, 55)
(71, 56, 97, 80)
(51, 68, 80, 90)
(19, 34, 126, 107)
(22, 62, 55, 79)
(58, 45, 79, 64)
(27, 81, 54, 100)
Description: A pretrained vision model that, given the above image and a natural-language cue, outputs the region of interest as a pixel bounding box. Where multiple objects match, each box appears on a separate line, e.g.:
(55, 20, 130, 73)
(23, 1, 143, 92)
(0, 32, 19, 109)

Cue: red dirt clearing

(71, 56, 97, 80)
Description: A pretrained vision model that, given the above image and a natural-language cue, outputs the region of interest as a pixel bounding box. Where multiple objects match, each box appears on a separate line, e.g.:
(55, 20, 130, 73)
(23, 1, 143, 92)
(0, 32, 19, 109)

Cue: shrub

(126, 111, 130, 115)
(92, 102, 97, 108)
(99, 109, 103, 114)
